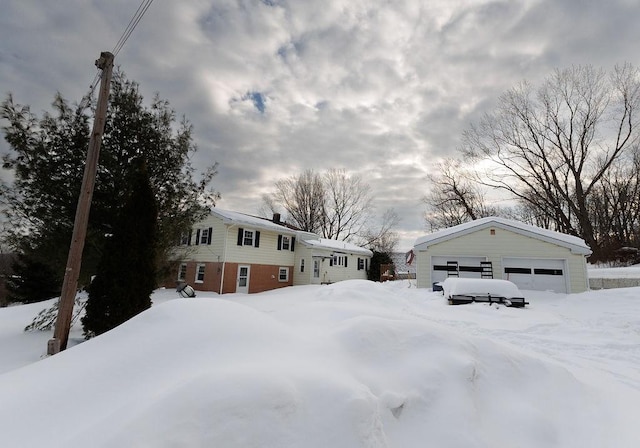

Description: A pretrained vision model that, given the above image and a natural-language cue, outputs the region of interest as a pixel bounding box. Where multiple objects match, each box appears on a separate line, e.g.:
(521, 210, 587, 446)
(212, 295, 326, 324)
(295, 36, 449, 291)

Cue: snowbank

(1, 281, 639, 447)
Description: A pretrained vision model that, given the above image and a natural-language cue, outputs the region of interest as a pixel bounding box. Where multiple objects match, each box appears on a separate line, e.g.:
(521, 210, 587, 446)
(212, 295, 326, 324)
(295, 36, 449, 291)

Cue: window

(332, 255, 347, 267)
(277, 235, 295, 251)
(195, 264, 206, 283)
(180, 232, 191, 245)
(314, 260, 320, 278)
(237, 228, 260, 247)
(504, 267, 532, 274)
(357, 258, 364, 270)
(200, 227, 211, 245)
(178, 263, 187, 281)
(534, 268, 563, 276)
(278, 267, 289, 282)
(300, 258, 305, 273)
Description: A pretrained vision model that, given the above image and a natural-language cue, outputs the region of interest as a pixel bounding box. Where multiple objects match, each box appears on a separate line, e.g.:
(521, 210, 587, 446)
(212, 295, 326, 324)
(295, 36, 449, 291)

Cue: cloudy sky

(1, 0, 638, 250)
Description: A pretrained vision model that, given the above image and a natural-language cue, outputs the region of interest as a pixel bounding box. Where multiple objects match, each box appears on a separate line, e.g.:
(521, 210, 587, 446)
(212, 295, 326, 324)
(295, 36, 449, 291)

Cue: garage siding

(416, 225, 589, 293)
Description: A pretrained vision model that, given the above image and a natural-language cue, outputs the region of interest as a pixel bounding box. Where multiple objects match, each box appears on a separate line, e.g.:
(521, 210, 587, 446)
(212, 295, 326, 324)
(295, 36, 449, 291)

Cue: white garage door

(502, 258, 567, 293)
(431, 256, 487, 284)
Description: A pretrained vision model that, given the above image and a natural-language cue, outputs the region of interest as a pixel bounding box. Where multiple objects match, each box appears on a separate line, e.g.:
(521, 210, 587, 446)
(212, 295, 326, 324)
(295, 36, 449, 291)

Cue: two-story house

(165, 208, 372, 294)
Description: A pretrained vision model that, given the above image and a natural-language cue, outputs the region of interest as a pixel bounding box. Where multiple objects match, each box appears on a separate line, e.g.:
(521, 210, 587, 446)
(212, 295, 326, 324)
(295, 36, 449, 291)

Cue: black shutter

(329, 257, 333, 266)
(195, 229, 201, 245)
(277, 235, 282, 250)
(357, 258, 361, 270)
(237, 228, 244, 246)
(207, 227, 213, 245)
(291, 237, 295, 251)
(345, 257, 348, 268)
(255, 231, 260, 247)
(187, 229, 192, 246)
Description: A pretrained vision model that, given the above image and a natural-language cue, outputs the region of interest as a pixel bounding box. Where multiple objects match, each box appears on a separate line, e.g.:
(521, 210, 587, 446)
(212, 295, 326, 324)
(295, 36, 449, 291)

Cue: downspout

(220, 223, 235, 295)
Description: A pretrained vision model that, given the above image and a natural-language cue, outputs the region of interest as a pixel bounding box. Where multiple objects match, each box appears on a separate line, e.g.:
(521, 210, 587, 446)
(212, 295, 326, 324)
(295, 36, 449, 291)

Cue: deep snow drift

(1, 279, 639, 447)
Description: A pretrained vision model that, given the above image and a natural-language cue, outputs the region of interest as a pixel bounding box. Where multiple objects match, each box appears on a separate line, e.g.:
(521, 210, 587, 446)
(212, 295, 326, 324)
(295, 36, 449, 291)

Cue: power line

(112, 0, 155, 58)
(77, 0, 155, 112)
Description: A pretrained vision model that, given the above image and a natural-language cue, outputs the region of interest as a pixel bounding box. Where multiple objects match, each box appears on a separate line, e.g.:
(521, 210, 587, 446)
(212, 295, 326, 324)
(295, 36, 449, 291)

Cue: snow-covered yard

(1, 273, 640, 447)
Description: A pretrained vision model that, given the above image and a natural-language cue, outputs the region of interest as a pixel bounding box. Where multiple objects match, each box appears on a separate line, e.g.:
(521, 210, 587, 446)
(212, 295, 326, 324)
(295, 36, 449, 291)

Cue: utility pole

(48, 51, 114, 354)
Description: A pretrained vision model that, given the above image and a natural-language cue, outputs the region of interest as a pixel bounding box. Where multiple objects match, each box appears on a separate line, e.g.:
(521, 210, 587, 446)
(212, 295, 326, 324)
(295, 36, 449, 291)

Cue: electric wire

(76, 0, 155, 112)
(112, 0, 155, 58)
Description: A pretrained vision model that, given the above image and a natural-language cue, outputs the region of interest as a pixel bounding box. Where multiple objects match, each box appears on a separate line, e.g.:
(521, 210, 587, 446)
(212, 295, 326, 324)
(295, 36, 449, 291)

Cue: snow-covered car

(441, 278, 528, 307)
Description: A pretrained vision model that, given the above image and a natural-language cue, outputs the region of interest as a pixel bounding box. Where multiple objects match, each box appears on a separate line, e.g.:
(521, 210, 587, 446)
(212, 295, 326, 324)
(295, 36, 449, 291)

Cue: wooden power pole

(48, 51, 114, 354)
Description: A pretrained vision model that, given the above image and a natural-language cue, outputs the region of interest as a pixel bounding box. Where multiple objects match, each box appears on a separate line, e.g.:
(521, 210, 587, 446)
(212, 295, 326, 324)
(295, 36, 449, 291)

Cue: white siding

(293, 245, 314, 286)
(223, 226, 295, 266)
(172, 215, 226, 263)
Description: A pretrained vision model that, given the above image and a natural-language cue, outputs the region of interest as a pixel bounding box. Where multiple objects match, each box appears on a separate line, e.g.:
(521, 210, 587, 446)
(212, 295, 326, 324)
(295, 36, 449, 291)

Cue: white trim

(177, 263, 187, 281)
(195, 263, 206, 284)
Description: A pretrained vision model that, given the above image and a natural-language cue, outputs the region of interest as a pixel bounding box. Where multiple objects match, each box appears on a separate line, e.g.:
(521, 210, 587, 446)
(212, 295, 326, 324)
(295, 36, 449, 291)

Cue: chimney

(272, 213, 281, 224)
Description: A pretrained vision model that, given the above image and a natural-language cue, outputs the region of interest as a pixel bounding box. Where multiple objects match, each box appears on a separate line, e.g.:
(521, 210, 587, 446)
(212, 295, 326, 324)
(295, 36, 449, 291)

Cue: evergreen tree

(1, 69, 219, 302)
(82, 159, 158, 337)
(6, 252, 60, 304)
(367, 251, 393, 282)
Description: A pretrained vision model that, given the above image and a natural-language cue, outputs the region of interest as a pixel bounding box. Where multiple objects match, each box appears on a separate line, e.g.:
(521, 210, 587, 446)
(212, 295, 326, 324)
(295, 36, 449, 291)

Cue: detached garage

(414, 217, 592, 294)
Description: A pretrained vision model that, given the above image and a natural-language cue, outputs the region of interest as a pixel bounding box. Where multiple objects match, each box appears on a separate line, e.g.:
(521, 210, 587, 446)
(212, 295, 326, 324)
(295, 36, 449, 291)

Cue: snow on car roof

(442, 278, 524, 299)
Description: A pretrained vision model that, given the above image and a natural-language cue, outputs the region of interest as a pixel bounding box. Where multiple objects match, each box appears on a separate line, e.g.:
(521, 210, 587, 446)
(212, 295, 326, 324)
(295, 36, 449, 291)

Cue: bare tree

(263, 168, 382, 243)
(461, 64, 640, 257)
(423, 158, 496, 230)
(357, 208, 400, 253)
(588, 148, 640, 258)
(267, 169, 326, 234)
(322, 168, 372, 240)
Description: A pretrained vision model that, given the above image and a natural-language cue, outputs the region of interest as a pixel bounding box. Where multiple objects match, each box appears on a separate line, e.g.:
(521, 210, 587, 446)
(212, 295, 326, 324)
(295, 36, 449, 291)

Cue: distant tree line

(424, 64, 640, 263)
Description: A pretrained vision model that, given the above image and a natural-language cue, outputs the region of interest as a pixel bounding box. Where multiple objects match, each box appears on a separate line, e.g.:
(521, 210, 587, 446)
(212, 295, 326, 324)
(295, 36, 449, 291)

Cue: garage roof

(414, 217, 592, 255)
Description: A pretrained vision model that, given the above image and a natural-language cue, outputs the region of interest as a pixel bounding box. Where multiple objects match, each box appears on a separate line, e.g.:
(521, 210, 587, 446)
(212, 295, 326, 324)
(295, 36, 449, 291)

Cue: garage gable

(415, 217, 591, 255)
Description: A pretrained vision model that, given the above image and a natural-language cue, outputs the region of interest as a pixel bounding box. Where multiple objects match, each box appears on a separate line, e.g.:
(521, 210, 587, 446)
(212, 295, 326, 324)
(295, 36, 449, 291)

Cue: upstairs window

(277, 235, 295, 251)
(200, 227, 211, 245)
(244, 230, 254, 246)
(194, 227, 212, 245)
(237, 228, 260, 247)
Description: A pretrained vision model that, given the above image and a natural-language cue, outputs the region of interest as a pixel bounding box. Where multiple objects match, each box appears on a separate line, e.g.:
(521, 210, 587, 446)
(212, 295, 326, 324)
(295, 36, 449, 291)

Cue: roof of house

(211, 208, 372, 255)
(414, 217, 592, 255)
(211, 208, 298, 234)
(299, 237, 373, 257)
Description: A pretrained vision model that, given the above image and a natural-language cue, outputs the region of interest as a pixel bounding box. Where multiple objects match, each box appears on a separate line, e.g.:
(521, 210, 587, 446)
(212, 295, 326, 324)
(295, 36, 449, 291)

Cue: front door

(237, 265, 250, 293)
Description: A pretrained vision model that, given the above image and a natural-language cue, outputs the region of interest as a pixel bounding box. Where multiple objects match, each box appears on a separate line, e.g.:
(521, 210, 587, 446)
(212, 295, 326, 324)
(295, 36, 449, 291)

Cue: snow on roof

(211, 208, 297, 234)
(300, 237, 373, 256)
(414, 217, 591, 255)
(211, 208, 371, 255)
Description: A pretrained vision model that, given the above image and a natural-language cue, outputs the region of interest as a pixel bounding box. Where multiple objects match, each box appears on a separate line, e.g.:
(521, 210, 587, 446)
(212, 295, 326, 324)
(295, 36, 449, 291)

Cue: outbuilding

(414, 217, 592, 294)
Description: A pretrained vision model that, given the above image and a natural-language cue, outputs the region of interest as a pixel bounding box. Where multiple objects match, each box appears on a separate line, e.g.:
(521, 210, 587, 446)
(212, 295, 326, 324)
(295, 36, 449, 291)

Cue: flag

(405, 249, 415, 265)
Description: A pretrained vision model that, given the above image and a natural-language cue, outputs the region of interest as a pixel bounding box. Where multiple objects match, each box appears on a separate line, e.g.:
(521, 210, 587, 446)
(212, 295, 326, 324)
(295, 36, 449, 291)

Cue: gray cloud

(2, 0, 640, 250)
